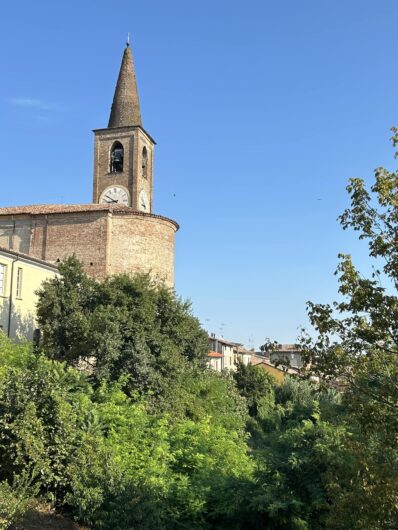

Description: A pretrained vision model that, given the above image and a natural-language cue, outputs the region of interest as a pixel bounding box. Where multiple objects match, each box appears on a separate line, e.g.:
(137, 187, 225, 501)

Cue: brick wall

(0, 207, 177, 286)
(109, 213, 175, 285)
(35, 213, 109, 279)
(93, 126, 154, 212)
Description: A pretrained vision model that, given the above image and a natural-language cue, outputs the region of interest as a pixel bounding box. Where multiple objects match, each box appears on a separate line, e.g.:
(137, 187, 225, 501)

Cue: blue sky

(1, 0, 398, 348)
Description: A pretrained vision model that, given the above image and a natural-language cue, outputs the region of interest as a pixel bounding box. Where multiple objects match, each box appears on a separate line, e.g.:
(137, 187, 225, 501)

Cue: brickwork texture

(0, 206, 178, 287)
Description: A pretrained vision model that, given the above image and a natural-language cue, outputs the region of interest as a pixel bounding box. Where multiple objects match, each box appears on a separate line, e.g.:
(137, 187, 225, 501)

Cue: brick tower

(92, 43, 154, 213)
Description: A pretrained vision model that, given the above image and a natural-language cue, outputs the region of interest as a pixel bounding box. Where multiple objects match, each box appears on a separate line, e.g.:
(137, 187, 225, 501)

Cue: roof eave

(92, 125, 156, 145)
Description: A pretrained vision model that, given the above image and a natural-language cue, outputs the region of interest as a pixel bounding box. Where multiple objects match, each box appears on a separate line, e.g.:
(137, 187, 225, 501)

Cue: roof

(253, 355, 301, 376)
(108, 45, 142, 128)
(255, 362, 286, 384)
(0, 203, 137, 215)
(208, 351, 223, 358)
(0, 204, 179, 230)
(237, 348, 254, 356)
(93, 124, 156, 145)
(208, 335, 242, 347)
(272, 344, 301, 353)
(208, 336, 256, 354)
(0, 246, 58, 271)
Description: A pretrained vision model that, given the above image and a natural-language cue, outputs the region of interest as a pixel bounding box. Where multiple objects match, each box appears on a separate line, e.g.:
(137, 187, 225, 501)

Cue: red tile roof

(208, 351, 223, 358)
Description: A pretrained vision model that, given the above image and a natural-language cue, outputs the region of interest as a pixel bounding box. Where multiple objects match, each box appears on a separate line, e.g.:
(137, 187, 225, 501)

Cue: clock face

(139, 190, 149, 212)
(100, 186, 130, 206)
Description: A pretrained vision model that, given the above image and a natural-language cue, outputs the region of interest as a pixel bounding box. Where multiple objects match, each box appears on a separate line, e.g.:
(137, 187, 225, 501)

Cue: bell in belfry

(111, 143, 124, 173)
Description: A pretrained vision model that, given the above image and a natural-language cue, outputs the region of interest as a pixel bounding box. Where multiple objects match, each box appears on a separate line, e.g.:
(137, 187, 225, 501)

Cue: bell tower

(92, 42, 154, 213)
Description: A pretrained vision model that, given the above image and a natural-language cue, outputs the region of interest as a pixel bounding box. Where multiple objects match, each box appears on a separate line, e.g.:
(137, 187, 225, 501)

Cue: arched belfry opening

(142, 146, 148, 178)
(110, 141, 124, 173)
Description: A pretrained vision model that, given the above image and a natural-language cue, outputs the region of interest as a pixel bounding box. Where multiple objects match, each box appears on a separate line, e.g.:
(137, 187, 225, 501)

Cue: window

(142, 146, 148, 178)
(0, 264, 5, 295)
(110, 141, 124, 173)
(16, 267, 23, 298)
(33, 328, 41, 345)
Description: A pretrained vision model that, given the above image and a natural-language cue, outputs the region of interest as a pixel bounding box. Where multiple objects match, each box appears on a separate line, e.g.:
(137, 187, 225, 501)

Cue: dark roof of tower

(108, 44, 142, 128)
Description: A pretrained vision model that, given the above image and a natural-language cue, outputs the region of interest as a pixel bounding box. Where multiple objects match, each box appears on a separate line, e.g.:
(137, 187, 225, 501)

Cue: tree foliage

(5, 151, 398, 530)
(0, 329, 350, 530)
(0, 334, 254, 529)
(245, 377, 346, 530)
(36, 257, 209, 406)
(302, 134, 398, 528)
(234, 362, 275, 417)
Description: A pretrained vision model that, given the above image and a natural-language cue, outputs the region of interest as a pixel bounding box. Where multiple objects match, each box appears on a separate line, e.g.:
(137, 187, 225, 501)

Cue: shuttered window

(0, 264, 5, 295)
(16, 267, 23, 298)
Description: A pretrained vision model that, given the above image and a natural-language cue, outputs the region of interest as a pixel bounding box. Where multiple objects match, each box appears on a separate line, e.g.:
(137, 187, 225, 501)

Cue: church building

(0, 44, 178, 287)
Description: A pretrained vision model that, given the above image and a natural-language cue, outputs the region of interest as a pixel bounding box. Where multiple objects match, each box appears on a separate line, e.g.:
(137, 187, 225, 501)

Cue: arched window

(142, 146, 148, 178)
(110, 141, 124, 173)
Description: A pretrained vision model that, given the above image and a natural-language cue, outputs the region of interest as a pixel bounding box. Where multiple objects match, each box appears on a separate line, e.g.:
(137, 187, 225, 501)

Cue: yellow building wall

(256, 362, 286, 384)
(223, 344, 236, 371)
(0, 253, 58, 341)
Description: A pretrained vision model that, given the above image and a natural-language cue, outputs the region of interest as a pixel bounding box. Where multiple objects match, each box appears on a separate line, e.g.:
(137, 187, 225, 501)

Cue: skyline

(2, 0, 398, 348)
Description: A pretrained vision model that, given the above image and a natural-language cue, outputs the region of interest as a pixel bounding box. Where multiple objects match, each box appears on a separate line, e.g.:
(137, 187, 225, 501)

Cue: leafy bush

(0, 473, 36, 530)
(0, 335, 255, 529)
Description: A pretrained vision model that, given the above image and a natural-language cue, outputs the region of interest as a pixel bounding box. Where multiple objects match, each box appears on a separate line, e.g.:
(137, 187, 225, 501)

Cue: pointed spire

(108, 44, 142, 128)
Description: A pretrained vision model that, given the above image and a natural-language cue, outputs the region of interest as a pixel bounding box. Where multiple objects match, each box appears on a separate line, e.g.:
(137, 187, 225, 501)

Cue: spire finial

(126, 32, 130, 47)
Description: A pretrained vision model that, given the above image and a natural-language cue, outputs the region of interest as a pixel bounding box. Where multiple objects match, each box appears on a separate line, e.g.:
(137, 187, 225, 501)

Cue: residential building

(207, 334, 254, 372)
(0, 247, 59, 341)
(252, 354, 302, 383)
(252, 356, 286, 383)
(208, 351, 223, 371)
(269, 344, 303, 369)
(236, 345, 254, 366)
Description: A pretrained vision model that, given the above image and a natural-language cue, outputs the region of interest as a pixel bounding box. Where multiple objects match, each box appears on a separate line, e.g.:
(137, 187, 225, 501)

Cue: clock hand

(105, 195, 118, 203)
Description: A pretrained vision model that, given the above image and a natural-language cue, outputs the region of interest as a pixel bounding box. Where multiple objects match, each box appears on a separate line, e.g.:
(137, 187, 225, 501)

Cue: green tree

(34, 256, 96, 363)
(36, 257, 209, 405)
(172, 368, 249, 433)
(250, 378, 346, 530)
(234, 362, 275, 417)
(302, 133, 398, 528)
(0, 339, 93, 504)
(0, 335, 255, 530)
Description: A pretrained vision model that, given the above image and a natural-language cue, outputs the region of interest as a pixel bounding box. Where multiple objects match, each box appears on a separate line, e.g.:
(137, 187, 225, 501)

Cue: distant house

(252, 357, 286, 383)
(0, 247, 59, 341)
(208, 351, 224, 371)
(207, 334, 254, 372)
(269, 344, 303, 369)
(252, 354, 300, 383)
(235, 345, 253, 366)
